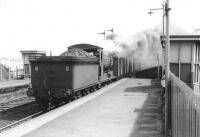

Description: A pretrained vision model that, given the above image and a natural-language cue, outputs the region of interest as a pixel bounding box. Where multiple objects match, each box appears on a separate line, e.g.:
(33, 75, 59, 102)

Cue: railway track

(0, 100, 41, 131)
(0, 89, 90, 132)
(0, 82, 113, 133)
(0, 97, 35, 112)
(0, 95, 83, 133)
(0, 111, 42, 133)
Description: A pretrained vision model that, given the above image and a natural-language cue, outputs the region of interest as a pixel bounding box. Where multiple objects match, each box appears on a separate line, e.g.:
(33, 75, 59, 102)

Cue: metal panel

(170, 63, 192, 87)
(31, 62, 73, 89)
(180, 43, 192, 63)
(170, 41, 192, 63)
(72, 64, 99, 90)
(180, 63, 191, 85)
(170, 63, 179, 77)
(170, 44, 179, 63)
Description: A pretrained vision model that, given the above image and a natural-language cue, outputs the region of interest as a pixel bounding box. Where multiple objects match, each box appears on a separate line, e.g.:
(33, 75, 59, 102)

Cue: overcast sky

(0, 0, 200, 58)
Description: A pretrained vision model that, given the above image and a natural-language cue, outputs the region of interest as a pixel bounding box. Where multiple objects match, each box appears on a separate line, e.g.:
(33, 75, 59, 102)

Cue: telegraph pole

(165, 0, 170, 87)
(165, 0, 170, 136)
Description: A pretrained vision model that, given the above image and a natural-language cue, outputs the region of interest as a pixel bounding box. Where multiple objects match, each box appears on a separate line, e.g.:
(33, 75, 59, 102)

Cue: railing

(170, 73, 200, 137)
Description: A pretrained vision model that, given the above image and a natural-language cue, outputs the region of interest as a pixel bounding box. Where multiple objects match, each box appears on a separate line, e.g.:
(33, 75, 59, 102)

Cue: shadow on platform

(125, 86, 165, 137)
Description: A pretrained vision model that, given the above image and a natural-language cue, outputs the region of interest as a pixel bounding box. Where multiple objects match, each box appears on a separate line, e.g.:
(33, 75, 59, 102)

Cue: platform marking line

(0, 78, 127, 137)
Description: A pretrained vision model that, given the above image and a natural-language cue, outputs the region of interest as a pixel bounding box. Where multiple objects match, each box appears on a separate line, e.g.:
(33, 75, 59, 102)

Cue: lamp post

(148, 4, 165, 38)
(148, 4, 166, 76)
(98, 31, 106, 39)
(148, 0, 171, 136)
(106, 28, 114, 33)
(165, 1, 170, 135)
(148, 4, 165, 81)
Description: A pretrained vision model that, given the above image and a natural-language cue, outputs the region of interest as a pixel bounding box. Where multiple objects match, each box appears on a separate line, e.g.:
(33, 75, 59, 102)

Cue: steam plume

(106, 29, 163, 70)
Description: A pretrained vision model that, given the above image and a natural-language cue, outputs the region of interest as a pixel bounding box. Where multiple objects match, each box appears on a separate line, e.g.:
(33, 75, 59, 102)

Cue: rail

(0, 111, 42, 133)
(170, 73, 200, 137)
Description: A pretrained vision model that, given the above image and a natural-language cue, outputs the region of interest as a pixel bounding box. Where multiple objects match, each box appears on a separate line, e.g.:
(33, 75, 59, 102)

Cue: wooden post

(165, 0, 171, 136)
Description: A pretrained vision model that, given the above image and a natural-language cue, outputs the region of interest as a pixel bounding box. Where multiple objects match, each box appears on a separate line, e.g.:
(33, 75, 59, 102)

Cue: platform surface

(0, 79, 30, 89)
(6, 78, 164, 137)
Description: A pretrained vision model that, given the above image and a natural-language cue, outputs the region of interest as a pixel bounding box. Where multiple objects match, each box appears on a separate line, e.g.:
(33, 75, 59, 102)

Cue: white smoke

(106, 22, 190, 71)
(106, 29, 163, 70)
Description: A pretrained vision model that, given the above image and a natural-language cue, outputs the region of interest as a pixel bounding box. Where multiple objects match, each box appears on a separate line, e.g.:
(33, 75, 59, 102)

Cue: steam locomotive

(27, 44, 134, 110)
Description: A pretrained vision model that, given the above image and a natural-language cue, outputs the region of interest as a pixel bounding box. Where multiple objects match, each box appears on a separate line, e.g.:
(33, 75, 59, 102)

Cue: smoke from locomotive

(106, 29, 163, 71)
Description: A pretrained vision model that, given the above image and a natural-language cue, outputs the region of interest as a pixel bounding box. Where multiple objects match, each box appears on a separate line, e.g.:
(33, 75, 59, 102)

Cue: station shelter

(162, 35, 200, 91)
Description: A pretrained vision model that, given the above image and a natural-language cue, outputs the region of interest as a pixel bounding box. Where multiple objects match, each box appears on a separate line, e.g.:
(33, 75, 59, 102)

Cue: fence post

(168, 80, 172, 136)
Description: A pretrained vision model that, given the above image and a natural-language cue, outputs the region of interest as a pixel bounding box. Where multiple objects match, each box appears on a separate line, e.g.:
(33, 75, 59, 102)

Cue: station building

(20, 50, 46, 78)
(162, 35, 200, 91)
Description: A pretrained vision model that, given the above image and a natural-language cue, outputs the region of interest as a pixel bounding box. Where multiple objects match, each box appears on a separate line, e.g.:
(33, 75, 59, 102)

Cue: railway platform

(0, 78, 164, 137)
(0, 79, 30, 89)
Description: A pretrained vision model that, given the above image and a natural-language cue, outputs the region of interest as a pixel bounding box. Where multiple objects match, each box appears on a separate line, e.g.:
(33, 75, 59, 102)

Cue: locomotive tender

(28, 44, 134, 109)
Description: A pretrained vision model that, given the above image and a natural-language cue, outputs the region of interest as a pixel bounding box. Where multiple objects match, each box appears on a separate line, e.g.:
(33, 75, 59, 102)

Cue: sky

(0, 0, 200, 58)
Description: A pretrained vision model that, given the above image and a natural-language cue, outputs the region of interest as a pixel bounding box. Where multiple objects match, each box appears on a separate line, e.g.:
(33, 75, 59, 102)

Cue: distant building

(161, 35, 200, 91)
(20, 50, 46, 77)
(0, 63, 9, 81)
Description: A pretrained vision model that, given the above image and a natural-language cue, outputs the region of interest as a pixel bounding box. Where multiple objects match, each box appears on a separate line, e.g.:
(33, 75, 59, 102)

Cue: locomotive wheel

(52, 98, 60, 107)
(36, 98, 49, 112)
(64, 97, 70, 103)
(90, 88, 95, 93)
(74, 92, 79, 99)
(80, 91, 85, 96)
(82, 91, 86, 96)
(77, 91, 82, 98)
(71, 92, 78, 100)
(97, 84, 101, 89)
(86, 89, 90, 94)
